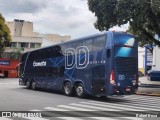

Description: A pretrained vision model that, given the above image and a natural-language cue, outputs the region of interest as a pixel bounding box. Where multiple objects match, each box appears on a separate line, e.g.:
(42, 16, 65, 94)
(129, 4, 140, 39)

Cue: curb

(136, 92, 160, 97)
(139, 84, 160, 88)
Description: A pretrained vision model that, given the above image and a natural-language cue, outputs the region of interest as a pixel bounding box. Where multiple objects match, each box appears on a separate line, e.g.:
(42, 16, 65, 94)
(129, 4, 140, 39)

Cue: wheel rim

(76, 85, 83, 96)
(32, 81, 36, 89)
(64, 84, 71, 95)
(26, 81, 30, 88)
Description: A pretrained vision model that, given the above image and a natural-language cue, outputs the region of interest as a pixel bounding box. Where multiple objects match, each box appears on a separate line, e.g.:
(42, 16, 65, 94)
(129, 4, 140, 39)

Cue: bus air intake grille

(116, 57, 137, 73)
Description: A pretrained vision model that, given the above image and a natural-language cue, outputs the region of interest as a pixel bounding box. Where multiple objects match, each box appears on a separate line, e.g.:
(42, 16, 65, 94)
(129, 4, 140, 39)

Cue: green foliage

(10, 48, 24, 60)
(88, 0, 160, 46)
(0, 13, 11, 57)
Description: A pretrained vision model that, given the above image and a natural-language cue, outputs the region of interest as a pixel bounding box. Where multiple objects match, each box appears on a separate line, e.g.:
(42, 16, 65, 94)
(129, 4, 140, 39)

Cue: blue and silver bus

(19, 31, 138, 97)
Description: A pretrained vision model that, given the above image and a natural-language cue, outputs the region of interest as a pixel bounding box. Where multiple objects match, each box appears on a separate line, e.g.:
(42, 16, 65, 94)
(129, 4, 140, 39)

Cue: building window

(30, 43, 35, 48)
(11, 42, 17, 48)
(35, 43, 41, 48)
(30, 43, 41, 48)
(18, 42, 29, 48)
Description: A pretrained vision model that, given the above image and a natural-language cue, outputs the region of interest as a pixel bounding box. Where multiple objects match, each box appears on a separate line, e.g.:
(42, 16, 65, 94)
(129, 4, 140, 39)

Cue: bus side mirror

(107, 49, 111, 58)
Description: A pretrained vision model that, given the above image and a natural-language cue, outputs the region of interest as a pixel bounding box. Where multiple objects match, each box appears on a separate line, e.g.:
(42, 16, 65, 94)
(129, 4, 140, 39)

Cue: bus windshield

(113, 33, 137, 57)
(114, 33, 136, 47)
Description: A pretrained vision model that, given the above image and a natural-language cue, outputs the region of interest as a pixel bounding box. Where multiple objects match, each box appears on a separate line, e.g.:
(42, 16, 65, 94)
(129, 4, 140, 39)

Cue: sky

(0, 0, 128, 39)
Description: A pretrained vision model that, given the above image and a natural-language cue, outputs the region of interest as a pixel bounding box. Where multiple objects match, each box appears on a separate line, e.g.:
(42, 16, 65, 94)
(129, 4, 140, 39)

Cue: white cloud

(0, 0, 127, 39)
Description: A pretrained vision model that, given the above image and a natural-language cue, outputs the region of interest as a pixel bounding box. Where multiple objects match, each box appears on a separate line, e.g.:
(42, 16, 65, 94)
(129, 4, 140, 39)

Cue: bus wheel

(63, 82, 73, 96)
(75, 83, 85, 98)
(26, 80, 31, 89)
(31, 80, 36, 90)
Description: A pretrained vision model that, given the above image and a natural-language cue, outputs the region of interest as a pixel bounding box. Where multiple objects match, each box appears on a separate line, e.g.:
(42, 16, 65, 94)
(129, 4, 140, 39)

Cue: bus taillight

(110, 70, 116, 85)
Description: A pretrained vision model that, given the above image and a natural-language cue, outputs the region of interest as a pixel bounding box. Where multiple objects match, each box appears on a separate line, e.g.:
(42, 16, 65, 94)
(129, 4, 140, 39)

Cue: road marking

(69, 103, 118, 111)
(25, 118, 49, 120)
(30, 109, 42, 111)
(57, 117, 84, 120)
(58, 105, 95, 111)
(123, 118, 143, 120)
(45, 107, 69, 111)
(45, 107, 107, 118)
(90, 117, 143, 120)
(114, 100, 160, 109)
(80, 101, 141, 111)
(89, 101, 160, 111)
(89, 117, 119, 120)
(124, 95, 160, 101)
(45, 107, 92, 119)
(125, 97, 160, 103)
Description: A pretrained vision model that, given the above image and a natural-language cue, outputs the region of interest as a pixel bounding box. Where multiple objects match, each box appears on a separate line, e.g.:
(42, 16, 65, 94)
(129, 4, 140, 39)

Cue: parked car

(147, 70, 160, 81)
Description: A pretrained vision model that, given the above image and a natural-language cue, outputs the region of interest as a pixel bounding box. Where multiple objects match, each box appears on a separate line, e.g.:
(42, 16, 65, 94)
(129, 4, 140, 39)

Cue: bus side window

(83, 39, 93, 52)
(93, 35, 106, 51)
(107, 49, 111, 58)
(61, 43, 74, 55)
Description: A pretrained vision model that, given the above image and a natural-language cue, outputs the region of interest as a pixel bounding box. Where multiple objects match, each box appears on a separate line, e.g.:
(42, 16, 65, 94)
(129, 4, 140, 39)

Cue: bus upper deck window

(107, 49, 111, 58)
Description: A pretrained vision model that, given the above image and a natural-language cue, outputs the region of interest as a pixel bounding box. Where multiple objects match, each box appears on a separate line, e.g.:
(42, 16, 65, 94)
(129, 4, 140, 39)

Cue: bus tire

(75, 83, 85, 98)
(63, 82, 73, 96)
(31, 80, 36, 90)
(26, 80, 31, 89)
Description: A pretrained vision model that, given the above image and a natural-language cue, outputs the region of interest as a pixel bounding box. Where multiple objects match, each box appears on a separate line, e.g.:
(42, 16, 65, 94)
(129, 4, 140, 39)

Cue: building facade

(0, 19, 71, 78)
(3, 19, 71, 57)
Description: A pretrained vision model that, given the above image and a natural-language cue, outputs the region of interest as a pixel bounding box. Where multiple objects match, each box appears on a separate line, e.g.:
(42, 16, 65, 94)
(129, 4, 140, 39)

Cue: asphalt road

(0, 78, 160, 120)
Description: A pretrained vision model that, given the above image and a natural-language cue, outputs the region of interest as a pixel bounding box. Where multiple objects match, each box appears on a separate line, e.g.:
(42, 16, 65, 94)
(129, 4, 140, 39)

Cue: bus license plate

(126, 88, 130, 91)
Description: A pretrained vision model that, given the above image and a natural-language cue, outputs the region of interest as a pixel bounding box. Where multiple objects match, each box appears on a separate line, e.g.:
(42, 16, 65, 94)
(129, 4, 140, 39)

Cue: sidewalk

(136, 77, 160, 96)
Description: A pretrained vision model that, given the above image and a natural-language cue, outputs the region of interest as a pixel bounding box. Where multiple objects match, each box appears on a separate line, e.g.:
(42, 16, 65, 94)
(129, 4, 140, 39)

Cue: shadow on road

(15, 86, 132, 103)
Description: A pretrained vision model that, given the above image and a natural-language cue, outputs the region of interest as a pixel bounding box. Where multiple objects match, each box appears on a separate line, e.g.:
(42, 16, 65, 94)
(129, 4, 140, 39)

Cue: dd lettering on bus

(65, 46, 89, 69)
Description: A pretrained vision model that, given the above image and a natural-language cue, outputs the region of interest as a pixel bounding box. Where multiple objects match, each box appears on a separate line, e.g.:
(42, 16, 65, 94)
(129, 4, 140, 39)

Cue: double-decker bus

(19, 31, 138, 97)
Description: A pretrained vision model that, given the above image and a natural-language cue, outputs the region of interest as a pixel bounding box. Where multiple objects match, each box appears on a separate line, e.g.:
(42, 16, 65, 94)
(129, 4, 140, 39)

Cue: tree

(88, 0, 160, 48)
(0, 13, 11, 57)
(10, 48, 24, 60)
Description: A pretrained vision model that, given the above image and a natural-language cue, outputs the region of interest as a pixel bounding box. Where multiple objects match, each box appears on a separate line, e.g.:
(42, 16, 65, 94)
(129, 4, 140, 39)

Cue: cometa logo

(33, 61, 46, 67)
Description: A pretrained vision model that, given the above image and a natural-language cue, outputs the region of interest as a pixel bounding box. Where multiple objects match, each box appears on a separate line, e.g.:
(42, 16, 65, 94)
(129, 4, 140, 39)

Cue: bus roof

(25, 31, 131, 54)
